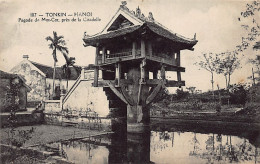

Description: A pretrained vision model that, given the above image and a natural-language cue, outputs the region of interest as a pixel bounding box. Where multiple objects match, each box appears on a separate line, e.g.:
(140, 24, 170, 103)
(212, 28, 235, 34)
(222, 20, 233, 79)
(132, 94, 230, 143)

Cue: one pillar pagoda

(83, 2, 197, 133)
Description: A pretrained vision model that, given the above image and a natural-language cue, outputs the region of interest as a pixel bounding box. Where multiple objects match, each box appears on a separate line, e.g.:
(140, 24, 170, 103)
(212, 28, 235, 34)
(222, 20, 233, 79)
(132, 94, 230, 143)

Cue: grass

(0, 124, 109, 147)
(0, 149, 45, 164)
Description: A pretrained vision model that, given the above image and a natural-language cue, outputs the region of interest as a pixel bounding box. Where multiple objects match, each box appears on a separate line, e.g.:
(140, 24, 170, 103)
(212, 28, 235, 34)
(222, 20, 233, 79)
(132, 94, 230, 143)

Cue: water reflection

(38, 128, 260, 164)
(150, 131, 260, 164)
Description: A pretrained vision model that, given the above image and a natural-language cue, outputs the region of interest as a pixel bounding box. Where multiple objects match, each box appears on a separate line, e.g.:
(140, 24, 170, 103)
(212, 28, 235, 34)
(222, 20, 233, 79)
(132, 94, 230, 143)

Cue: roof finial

(194, 33, 196, 40)
(136, 6, 141, 17)
(148, 12, 154, 22)
(23, 55, 29, 60)
(120, 1, 127, 8)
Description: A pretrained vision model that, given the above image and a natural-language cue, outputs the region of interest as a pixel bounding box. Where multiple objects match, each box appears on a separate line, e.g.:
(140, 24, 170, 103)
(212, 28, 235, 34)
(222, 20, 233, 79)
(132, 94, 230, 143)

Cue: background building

(0, 70, 31, 112)
(10, 55, 80, 101)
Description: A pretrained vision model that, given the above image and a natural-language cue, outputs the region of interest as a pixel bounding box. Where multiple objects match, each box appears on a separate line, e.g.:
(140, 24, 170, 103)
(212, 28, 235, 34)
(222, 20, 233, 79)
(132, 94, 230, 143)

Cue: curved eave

(83, 25, 141, 47)
(83, 23, 198, 49)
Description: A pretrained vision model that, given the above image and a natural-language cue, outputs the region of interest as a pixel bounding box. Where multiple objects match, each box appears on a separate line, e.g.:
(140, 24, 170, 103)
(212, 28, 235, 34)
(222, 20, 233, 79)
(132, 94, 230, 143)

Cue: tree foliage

(238, 0, 260, 52)
(46, 31, 69, 62)
(62, 57, 82, 92)
(176, 88, 189, 100)
(215, 51, 241, 88)
(237, 1, 260, 85)
(229, 84, 247, 105)
(46, 31, 68, 97)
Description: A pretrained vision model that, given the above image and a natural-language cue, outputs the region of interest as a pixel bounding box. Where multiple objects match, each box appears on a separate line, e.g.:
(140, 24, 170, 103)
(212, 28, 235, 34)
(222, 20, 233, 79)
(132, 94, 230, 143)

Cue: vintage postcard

(0, 0, 259, 163)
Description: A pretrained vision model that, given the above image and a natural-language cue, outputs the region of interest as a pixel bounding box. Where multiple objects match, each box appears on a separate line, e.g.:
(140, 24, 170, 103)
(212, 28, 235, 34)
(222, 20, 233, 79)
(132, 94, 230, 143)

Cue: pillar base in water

(127, 123, 150, 133)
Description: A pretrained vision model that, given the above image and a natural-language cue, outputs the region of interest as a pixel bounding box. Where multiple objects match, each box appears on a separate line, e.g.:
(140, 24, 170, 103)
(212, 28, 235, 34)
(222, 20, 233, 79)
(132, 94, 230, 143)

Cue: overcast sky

(0, 0, 258, 92)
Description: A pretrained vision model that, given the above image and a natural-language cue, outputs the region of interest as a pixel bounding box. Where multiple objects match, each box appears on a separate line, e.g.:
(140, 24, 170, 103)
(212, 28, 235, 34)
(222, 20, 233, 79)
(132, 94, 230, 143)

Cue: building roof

(83, 4, 197, 49)
(83, 25, 141, 45)
(30, 61, 80, 80)
(0, 70, 31, 91)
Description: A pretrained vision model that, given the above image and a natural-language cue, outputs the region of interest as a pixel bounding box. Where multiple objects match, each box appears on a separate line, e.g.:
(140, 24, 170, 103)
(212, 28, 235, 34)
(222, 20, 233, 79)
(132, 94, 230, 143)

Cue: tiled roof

(145, 22, 197, 45)
(83, 25, 141, 46)
(30, 61, 80, 80)
(83, 22, 197, 48)
(83, 5, 197, 48)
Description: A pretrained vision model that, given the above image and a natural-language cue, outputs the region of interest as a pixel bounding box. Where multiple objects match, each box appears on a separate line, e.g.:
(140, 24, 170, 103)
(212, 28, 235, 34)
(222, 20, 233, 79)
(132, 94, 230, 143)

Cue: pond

(35, 123, 260, 164)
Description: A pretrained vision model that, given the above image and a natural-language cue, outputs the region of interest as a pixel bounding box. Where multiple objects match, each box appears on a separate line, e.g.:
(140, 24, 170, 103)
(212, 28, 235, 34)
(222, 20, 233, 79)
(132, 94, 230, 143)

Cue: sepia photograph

(0, 0, 259, 163)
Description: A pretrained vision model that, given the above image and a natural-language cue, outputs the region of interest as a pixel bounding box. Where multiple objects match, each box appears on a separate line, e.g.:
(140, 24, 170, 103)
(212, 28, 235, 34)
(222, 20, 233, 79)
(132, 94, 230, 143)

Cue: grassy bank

(150, 101, 260, 123)
(0, 125, 110, 147)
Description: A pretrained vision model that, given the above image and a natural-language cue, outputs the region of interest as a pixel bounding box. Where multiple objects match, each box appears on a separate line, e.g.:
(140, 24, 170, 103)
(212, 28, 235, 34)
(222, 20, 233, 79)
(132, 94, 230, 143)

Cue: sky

(0, 0, 259, 92)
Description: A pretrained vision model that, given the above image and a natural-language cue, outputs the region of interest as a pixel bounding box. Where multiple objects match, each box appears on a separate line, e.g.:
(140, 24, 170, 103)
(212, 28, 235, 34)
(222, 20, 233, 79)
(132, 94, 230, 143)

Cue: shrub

(176, 89, 189, 100)
(229, 84, 247, 105)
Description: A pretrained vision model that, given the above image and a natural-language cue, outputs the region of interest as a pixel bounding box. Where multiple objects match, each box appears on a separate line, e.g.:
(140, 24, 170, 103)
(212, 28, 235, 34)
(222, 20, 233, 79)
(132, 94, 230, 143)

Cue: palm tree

(46, 31, 68, 97)
(62, 56, 82, 92)
(62, 56, 75, 91)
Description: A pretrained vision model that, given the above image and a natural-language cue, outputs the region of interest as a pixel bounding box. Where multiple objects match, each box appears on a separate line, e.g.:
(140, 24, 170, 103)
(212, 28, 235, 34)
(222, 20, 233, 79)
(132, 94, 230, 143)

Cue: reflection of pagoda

(83, 2, 197, 133)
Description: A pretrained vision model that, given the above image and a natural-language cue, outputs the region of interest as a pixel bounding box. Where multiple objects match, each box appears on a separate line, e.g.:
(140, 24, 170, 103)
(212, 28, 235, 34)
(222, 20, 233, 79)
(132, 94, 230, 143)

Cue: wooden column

(153, 70, 158, 79)
(177, 71, 181, 82)
(172, 51, 176, 65)
(177, 51, 180, 66)
(115, 63, 121, 86)
(147, 40, 152, 57)
(102, 47, 106, 63)
(94, 46, 99, 87)
(132, 41, 136, 58)
(141, 39, 145, 57)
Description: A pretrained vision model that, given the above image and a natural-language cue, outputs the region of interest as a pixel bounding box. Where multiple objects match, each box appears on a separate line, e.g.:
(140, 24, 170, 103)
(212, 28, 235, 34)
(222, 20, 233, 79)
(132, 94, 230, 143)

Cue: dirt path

(0, 124, 112, 148)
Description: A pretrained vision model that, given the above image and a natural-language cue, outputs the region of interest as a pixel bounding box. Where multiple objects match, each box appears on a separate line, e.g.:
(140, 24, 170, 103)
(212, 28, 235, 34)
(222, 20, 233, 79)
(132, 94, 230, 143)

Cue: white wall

(63, 80, 109, 117)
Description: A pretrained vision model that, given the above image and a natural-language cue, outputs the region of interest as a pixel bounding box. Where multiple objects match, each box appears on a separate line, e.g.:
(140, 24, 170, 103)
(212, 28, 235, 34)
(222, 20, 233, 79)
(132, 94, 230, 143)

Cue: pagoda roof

(83, 3, 197, 49)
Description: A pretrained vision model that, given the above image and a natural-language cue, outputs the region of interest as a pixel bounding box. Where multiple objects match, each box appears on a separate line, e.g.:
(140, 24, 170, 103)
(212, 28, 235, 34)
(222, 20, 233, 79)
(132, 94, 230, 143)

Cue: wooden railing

(151, 52, 177, 66)
(106, 51, 132, 59)
(98, 49, 178, 66)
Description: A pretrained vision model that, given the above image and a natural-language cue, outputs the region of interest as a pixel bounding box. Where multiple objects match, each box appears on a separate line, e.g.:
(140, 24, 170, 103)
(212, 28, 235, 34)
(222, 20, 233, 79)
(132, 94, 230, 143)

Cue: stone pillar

(127, 105, 150, 133)
(126, 61, 150, 133)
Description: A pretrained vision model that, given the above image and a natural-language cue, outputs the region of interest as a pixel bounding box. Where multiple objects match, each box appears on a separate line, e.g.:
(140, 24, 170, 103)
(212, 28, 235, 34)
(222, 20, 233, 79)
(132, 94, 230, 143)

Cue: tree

(46, 31, 68, 97)
(238, 1, 260, 85)
(247, 56, 260, 84)
(237, 0, 260, 52)
(216, 51, 241, 89)
(61, 56, 81, 92)
(195, 53, 219, 98)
